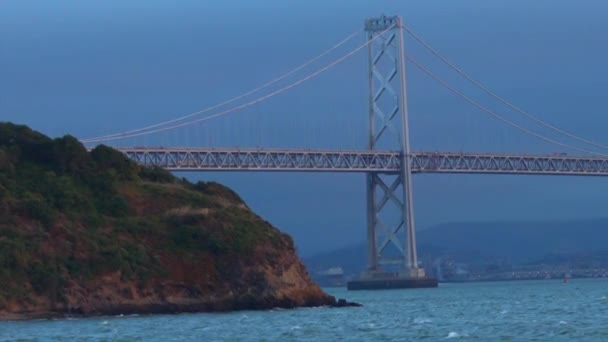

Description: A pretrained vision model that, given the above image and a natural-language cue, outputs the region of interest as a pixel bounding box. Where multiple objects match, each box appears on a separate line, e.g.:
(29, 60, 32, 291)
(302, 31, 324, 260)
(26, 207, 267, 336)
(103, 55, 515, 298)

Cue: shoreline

(0, 297, 361, 322)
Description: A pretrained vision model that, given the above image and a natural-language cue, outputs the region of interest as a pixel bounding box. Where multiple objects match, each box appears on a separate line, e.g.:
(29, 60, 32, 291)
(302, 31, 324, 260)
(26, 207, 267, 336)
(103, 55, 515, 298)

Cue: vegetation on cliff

(0, 122, 344, 319)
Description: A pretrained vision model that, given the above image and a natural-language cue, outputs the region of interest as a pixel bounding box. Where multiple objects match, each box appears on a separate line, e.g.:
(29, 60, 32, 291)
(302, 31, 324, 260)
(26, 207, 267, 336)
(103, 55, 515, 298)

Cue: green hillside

(0, 122, 337, 319)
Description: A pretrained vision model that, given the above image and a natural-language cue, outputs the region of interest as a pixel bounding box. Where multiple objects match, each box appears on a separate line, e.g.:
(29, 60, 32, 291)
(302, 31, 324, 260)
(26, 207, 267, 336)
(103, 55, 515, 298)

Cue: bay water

(2, 279, 607, 341)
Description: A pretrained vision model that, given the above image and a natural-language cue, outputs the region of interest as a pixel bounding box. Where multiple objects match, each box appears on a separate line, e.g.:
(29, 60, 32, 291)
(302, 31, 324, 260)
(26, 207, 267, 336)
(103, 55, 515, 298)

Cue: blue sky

(2, 0, 608, 256)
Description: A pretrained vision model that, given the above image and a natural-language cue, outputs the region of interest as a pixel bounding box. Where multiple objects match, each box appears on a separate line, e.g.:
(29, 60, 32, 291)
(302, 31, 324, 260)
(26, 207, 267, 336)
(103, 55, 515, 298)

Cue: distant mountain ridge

(304, 218, 608, 274)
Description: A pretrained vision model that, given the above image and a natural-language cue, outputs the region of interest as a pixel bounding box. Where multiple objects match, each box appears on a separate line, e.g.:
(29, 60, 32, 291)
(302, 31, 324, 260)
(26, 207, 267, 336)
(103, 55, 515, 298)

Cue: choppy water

(2, 279, 608, 341)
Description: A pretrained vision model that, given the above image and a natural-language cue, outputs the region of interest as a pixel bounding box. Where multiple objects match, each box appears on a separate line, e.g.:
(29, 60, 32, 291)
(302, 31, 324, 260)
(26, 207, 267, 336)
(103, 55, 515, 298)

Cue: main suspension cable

(403, 25, 608, 150)
(81, 29, 362, 142)
(83, 25, 394, 143)
(407, 55, 608, 157)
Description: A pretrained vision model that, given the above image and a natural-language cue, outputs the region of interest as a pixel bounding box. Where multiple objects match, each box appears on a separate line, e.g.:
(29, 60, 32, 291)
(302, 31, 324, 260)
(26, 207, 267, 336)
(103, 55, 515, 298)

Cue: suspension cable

(403, 25, 608, 150)
(407, 55, 608, 157)
(81, 29, 362, 142)
(83, 25, 394, 143)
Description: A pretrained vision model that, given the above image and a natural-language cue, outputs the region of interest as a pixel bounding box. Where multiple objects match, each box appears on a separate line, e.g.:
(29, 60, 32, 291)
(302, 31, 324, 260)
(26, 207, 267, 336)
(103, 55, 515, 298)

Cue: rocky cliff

(0, 123, 355, 320)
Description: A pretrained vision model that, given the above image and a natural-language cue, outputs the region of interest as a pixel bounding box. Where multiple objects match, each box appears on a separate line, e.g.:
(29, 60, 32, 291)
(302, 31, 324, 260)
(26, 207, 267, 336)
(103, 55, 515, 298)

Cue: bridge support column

(350, 15, 436, 290)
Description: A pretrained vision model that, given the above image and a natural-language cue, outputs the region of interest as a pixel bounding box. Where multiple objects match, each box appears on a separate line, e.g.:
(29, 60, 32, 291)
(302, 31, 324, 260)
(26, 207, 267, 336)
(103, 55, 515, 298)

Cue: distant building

(433, 257, 469, 282)
(314, 267, 345, 287)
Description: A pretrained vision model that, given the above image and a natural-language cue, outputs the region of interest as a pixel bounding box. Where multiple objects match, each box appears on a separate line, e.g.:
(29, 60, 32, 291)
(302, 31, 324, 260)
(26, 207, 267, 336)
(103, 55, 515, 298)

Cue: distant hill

(304, 219, 608, 275)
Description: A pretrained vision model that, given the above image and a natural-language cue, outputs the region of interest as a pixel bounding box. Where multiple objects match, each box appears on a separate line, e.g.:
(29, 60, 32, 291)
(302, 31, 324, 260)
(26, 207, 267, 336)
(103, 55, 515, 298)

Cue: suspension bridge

(81, 15, 608, 289)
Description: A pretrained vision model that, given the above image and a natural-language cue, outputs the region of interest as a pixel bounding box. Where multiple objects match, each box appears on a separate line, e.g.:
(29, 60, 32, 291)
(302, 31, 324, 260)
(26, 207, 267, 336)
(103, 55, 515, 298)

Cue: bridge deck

(117, 147, 608, 176)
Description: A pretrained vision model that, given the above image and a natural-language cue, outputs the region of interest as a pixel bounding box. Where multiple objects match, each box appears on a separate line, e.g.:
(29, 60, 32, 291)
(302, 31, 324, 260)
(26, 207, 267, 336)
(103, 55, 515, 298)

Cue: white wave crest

(414, 317, 432, 324)
(446, 332, 460, 339)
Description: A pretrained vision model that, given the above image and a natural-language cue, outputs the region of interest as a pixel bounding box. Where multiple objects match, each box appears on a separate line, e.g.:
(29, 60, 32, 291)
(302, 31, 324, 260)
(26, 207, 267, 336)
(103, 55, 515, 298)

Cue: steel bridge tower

(348, 15, 434, 289)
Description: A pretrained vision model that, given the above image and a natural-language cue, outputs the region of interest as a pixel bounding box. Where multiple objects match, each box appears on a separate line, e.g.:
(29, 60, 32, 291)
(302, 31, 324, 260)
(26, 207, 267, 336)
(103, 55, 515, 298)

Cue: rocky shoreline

(0, 296, 361, 321)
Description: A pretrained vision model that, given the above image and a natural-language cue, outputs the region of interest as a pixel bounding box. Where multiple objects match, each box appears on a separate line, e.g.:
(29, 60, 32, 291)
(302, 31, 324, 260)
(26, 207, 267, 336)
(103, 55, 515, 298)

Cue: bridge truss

(120, 148, 608, 176)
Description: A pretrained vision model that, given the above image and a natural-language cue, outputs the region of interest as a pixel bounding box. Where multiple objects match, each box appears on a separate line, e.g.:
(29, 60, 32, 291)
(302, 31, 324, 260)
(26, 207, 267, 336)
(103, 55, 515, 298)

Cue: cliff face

(0, 123, 345, 320)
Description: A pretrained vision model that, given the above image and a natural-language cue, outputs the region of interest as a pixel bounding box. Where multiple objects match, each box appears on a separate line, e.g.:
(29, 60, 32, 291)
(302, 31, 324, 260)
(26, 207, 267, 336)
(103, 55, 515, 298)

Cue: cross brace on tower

(349, 15, 437, 289)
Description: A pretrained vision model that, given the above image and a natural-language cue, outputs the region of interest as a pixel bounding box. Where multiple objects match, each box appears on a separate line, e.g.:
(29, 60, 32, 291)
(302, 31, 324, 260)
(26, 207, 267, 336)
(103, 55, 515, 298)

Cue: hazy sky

(2, 1, 608, 256)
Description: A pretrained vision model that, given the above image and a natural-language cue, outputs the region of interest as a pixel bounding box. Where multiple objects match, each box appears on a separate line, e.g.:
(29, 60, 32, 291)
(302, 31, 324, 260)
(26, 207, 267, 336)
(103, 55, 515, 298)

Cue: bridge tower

(349, 15, 436, 289)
